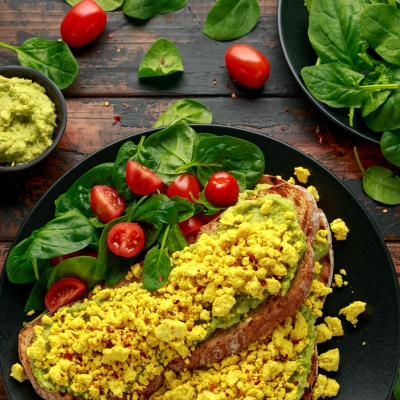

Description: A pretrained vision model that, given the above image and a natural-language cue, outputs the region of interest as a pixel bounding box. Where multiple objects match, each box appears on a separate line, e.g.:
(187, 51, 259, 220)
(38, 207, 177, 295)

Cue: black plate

(277, 0, 381, 145)
(0, 125, 399, 399)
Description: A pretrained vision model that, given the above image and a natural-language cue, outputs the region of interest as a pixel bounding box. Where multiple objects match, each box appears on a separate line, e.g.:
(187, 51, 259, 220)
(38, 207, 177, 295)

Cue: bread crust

(17, 175, 326, 399)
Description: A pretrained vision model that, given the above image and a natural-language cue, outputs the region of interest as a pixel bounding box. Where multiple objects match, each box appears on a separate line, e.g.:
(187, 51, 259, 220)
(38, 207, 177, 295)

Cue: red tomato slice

(50, 249, 98, 266)
(90, 185, 125, 224)
(195, 211, 223, 224)
(126, 160, 163, 196)
(225, 44, 271, 89)
(107, 222, 145, 258)
(60, 0, 107, 47)
(44, 278, 86, 312)
(166, 174, 201, 203)
(204, 172, 239, 207)
(178, 216, 203, 237)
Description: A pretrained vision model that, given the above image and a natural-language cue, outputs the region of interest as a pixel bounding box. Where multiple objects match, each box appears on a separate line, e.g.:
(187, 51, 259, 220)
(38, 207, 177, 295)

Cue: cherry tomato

(90, 185, 125, 224)
(166, 174, 201, 203)
(50, 249, 98, 266)
(225, 44, 270, 89)
(44, 278, 86, 312)
(178, 216, 203, 237)
(153, 182, 168, 195)
(204, 172, 239, 207)
(107, 222, 145, 258)
(195, 211, 223, 224)
(126, 160, 163, 196)
(60, 0, 107, 47)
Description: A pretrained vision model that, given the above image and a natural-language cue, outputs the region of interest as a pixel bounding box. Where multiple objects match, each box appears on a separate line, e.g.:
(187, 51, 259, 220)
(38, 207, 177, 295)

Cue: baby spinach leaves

(152, 99, 212, 128)
(360, 4, 400, 65)
(179, 135, 265, 189)
(0, 38, 78, 90)
(138, 38, 184, 78)
(380, 129, 400, 166)
(308, 0, 369, 72)
(354, 147, 400, 204)
(142, 245, 170, 291)
(203, 0, 260, 41)
(123, 0, 188, 19)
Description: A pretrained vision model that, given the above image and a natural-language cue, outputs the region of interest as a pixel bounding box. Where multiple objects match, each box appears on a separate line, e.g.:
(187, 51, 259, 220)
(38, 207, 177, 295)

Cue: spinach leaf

(308, 0, 369, 72)
(157, 224, 187, 253)
(144, 124, 199, 184)
(142, 246, 171, 291)
(65, 0, 123, 11)
(361, 4, 400, 66)
(169, 196, 202, 222)
(380, 129, 400, 166)
(179, 136, 265, 189)
(6, 237, 50, 283)
(131, 194, 179, 226)
(112, 138, 160, 200)
(123, 0, 188, 19)
(56, 163, 114, 217)
(301, 64, 369, 108)
(24, 268, 52, 312)
(355, 147, 400, 204)
(152, 99, 212, 128)
(23, 210, 95, 260)
(394, 369, 400, 400)
(301, 63, 398, 109)
(191, 191, 226, 215)
(203, 0, 260, 41)
(0, 38, 78, 90)
(47, 256, 100, 291)
(364, 88, 400, 131)
(141, 221, 164, 249)
(138, 38, 184, 78)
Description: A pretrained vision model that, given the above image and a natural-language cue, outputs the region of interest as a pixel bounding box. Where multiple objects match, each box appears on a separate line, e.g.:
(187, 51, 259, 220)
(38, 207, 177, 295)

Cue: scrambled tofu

(151, 309, 312, 400)
(318, 349, 340, 372)
(315, 316, 344, 344)
(312, 374, 340, 400)
(25, 192, 307, 400)
(307, 185, 320, 201)
(330, 219, 349, 241)
(294, 167, 311, 183)
(10, 363, 28, 382)
(339, 301, 366, 327)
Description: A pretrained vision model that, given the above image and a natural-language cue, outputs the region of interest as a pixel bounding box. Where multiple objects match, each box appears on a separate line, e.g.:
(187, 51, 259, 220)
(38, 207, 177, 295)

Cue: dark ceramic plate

(277, 0, 380, 145)
(0, 126, 399, 399)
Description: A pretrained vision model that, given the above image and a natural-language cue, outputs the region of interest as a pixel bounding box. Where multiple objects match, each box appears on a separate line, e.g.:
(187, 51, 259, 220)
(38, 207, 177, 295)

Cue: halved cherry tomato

(44, 278, 86, 312)
(204, 172, 239, 207)
(166, 174, 201, 203)
(195, 211, 223, 224)
(90, 185, 125, 224)
(60, 0, 107, 47)
(126, 160, 163, 196)
(225, 44, 270, 89)
(107, 222, 145, 258)
(50, 249, 98, 266)
(178, 216, 203, 237)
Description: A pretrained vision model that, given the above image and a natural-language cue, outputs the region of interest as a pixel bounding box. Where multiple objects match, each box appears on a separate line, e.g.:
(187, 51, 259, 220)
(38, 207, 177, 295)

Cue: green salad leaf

(0, 38, 78, 90)
(65, 0, 123, 11)
(138, 38, 184, 78)
(123, 0, 188, 19)
(203, 0, 260, 41)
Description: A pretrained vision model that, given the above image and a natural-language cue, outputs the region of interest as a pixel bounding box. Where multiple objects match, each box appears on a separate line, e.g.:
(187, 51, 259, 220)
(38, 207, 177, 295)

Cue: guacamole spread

(0, 75, 57, 165)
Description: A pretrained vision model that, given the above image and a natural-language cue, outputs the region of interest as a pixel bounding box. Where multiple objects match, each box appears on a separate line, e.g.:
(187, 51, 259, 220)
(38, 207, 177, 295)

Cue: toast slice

(168, 177, 319, 371)
(17, 175, 320, 399)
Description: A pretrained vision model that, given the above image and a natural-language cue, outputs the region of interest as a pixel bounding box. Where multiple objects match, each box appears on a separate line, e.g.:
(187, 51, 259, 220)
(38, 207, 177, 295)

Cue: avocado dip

(0, 75, 57, 166)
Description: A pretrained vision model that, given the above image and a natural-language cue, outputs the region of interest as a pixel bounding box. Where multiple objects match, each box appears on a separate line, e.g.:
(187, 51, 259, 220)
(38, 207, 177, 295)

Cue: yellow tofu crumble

(330, 219, 349, 241)
(294, 167, 311, 183)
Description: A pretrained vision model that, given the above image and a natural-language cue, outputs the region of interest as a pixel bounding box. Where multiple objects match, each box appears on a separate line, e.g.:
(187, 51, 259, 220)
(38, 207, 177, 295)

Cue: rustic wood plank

(0, 97, 396, 242)
(0, 0, 298, 97)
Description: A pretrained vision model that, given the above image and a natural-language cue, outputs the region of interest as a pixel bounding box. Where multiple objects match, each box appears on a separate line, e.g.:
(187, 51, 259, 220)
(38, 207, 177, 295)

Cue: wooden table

(0, 0, 399, 399)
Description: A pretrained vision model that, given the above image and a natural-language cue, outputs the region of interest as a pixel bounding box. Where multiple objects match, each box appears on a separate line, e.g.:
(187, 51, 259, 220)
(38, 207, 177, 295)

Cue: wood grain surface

(0, 0, 399, 399)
